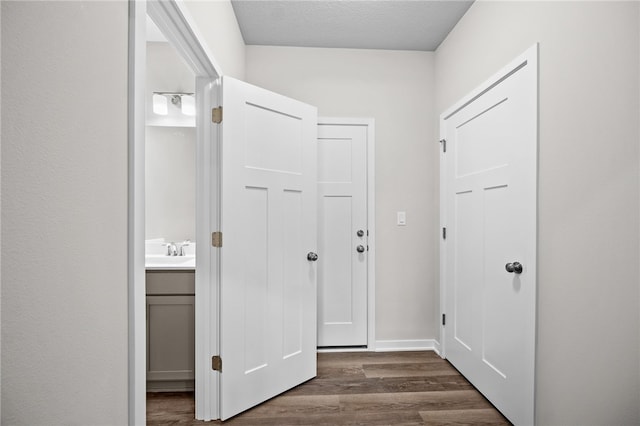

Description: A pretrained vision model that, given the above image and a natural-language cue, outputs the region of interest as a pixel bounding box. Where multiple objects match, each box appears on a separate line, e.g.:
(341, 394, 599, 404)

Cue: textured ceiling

(230, 0, 474, 51)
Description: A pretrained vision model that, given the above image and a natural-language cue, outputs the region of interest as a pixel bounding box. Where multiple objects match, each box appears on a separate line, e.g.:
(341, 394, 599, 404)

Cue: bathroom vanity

(146, 269, 195, 392)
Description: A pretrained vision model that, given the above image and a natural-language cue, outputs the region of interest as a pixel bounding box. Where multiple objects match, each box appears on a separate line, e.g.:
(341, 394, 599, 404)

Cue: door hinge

(440, 139, 447, 153)
(212, 106, 223, 124)
(442, 227, 447, 240)
(442, 313, 446, 326)
(212, 355, 222, 372)
(212, 231, 223, 247)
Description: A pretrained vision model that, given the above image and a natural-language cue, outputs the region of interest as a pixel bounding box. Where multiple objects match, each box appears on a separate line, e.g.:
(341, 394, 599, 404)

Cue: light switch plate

(397, 211, 406, 226)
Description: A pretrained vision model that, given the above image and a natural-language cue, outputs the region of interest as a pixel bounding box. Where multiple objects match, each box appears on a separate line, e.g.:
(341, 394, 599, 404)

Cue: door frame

(128, 0, 222, 423)
(317, 117, 376, 351)
(438, 44, 538, 360)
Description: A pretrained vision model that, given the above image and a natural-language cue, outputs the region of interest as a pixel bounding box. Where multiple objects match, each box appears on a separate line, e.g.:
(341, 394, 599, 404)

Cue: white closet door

(441, 46, 538, 426)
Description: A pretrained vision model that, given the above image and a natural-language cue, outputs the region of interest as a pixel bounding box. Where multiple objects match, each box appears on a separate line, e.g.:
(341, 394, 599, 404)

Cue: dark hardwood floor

(147, 351, 511, 425)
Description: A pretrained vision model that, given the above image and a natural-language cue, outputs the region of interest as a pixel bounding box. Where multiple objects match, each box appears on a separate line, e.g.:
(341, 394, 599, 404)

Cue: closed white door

(441, 46, 537, 425)
(218, 76, 318, 420)
(317, 122, 368, 347)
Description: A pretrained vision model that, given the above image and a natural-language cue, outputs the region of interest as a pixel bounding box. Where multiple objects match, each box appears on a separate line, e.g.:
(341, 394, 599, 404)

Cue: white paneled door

(441, 46, 538, 425)
(317, 122, 368, 347)
(218, 77, 318, 420)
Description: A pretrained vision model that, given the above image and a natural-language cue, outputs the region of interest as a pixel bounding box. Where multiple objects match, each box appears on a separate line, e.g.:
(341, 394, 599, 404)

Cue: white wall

(435, 1, 640, 424)
(146, 127, 196, 242)
(1, 1, 129, 424)
(146, 42, 196, 242)
(246, 46, 438, 343)
(183, 0, 246, 79)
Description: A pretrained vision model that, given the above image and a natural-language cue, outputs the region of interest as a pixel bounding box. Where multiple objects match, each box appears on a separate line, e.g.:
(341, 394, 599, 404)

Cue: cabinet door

(146, 295, 195, 381)
(146, 271, 195, 295)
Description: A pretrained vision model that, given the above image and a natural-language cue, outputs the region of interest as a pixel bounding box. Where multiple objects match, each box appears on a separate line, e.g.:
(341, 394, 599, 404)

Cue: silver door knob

(356, 245, 365, 253)
(505, 262, 523, 274)
(357, 230, 365, 237)
(307, 252, 318, 261)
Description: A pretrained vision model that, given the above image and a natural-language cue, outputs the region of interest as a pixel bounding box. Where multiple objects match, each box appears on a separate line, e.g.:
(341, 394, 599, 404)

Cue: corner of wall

(182, 0, 246, 80)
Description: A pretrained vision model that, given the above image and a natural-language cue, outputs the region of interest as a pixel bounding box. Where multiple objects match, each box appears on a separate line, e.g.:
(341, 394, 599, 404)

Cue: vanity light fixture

(152, 92, 195, 116)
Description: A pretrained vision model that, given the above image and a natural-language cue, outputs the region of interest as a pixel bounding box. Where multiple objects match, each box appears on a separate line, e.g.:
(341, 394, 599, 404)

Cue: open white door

(440, 45, 537, 425)
(217, 77, 318, 420)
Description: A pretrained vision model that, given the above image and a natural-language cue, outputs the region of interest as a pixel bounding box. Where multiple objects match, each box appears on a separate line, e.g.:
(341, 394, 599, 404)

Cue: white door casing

(218, 76, 318, 420)
(317, 122, 368, 347)
(440, 45, 538, 426)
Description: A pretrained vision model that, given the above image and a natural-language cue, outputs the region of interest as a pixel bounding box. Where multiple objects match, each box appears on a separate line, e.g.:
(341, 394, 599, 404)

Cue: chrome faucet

(179, 240, 190, 256)
(166, 242, 178, 256)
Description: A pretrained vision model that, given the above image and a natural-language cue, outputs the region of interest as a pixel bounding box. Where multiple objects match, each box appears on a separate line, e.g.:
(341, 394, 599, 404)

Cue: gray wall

(435, 1, 640, 424)
(1, 1, 129, 424)
(246, 46, 438, 342)
(145, 42, 196, 242)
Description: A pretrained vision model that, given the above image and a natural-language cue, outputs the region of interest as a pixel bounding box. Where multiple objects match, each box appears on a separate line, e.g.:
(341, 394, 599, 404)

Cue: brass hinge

(440, 139, 447, 153)
(212, 355, 222, 372)
(212, 232, 223, 248)
(212, 106, 223, 124)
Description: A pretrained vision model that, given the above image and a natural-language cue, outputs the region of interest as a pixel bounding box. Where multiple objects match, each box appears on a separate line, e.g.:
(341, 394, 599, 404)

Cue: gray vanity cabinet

(146, 270, 195, 392)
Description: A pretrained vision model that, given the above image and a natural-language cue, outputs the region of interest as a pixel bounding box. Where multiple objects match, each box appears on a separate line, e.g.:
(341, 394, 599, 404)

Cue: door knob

(356, 245, 366, 253)
(357, 230, 365, 237)
(505, 262, 523, 274)
(307, 252, 318, 262)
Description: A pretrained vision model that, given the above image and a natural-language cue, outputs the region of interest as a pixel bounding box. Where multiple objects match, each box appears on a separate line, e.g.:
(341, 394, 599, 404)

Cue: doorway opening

(129, 1, 221, 423)
(144, 11, 197, 398)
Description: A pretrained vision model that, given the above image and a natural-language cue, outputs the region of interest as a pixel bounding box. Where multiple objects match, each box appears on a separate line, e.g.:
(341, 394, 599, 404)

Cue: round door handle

(356, 245, 366, 253)
(357, 230, 365, 237)
(505, 262, 523, 274)
(307, 252, 318, 262)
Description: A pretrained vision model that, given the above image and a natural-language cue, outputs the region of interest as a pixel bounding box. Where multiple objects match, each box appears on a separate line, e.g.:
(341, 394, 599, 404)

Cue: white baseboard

(374, 339, 439, 352)
(433, 340, 442, 357)
(317, 347, 370, 353)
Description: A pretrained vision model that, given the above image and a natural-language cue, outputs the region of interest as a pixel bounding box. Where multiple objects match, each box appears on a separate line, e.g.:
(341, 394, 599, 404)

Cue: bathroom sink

(145, 255, 195, 270)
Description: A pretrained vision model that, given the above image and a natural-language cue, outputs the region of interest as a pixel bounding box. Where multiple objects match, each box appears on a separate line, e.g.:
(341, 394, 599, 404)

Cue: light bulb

(152, 94, 168, 115)
(181, 94, 196, 116)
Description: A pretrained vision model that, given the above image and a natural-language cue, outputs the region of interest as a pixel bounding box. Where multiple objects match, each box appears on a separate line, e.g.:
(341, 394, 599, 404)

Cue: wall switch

(397, 211, 406, 226)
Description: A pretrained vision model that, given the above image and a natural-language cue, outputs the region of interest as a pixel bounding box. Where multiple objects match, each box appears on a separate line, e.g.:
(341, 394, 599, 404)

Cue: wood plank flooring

(147, 351, 511, 425)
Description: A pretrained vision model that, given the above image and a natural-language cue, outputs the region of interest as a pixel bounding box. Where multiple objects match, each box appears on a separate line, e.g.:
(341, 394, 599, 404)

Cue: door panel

(146, 295, 195, 383)
(322, 196, 354, 323)
(219, 77, 317, 420)
(317, 124, 367, 347)
(442, 46, 537, 426)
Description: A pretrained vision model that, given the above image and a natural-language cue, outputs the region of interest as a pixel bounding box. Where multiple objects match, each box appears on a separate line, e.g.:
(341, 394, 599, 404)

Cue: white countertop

(145, 255, 196, 270)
